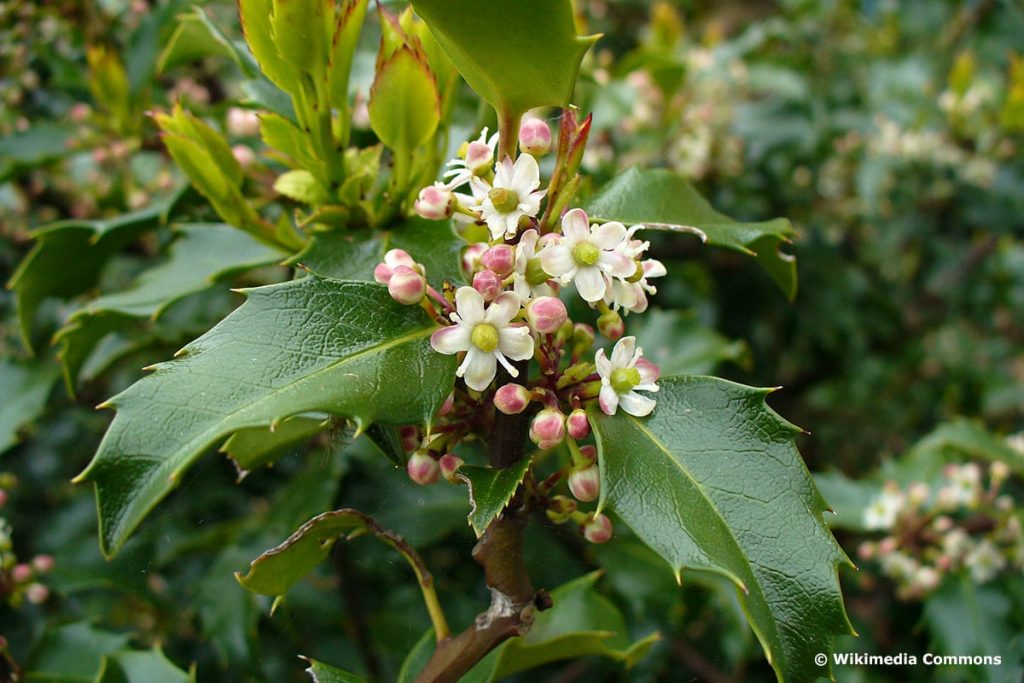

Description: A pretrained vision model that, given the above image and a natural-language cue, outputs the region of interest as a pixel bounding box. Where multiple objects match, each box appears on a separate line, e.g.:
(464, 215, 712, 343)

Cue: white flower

(430, 287, 534, 392)
(596, 336, 659, 416)
(512, 229, 558, 301)
(470, 154, 546, 240)
(541, 208, 635, 302)
(863, 484, 905, 530)
(604, 258, 667, 314)
(964, 540, 1006, 583)
(443, 127, 498, 189)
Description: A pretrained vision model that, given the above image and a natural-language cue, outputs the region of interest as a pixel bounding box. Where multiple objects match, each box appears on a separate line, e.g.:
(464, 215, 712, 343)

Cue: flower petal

(574, 266, 607, 302)
(636, 357, 660, 385)
(485, 291, 521, 326)
(541, 245, 576, 278)
(610, 336, 636, 368)
(595, 349, 611, 378)
(561, 208, 590, 241)
(619, 391, 657, 417)
(461, 348, 497, 392)
(643, 258, 667, 278)
(592, 221, 627, 250)
(455, 286, 485, 324)
(494, 155, 515, 186)
(597, 250, 636, 278)
(430, 324, 471, 355)
(599, 384, 619, 415)
(511, 153, 540, 192)
(498, 326, 534, 361)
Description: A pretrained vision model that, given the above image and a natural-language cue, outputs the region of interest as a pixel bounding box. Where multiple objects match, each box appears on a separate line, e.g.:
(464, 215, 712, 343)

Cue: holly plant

(25, 0, 853, 680)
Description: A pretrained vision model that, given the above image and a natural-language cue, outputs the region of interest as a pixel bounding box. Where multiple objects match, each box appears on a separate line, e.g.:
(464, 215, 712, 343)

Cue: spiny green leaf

(157, 8, 254, 76)
(302, 658, 367, 683)
(411, 0, 597, 119)
(26, 623, 130, 682)
(236, 508, 430, 599)
(589, 376, 853, 682)
(0, 358, 59, 456)
(457, 456, 532, 537)
(239, 0, 300, 95)
(586, 167, 798, 299)
(221, 414, 329, 474)
(0, 122, 77, 181)
(269, 0, 329, 78)
(94, 648, 195, 683)
(75, 277, 456, 557)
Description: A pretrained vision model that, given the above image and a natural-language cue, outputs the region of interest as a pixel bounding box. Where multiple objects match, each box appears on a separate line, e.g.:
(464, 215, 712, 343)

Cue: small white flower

(430, 287, 534, 392)
(863, 484, 905, 530)
(596, 336, 659, 416)
(541, 208, 635, 303)
(604, 258, 667, 314)
(470, 154, 546, 240)
(443, 127, 499, 189)
(964, 540, 1006, 583)
(512, 229, 558, 301)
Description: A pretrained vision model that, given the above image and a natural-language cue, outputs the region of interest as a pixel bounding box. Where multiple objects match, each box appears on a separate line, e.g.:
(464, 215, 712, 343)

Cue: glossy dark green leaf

(7, 187, 185, 347)
(589, 376, 853, 682)
(0, 122, 77, 181)
(461, 572, 659, 682)
(221, 415, 329, 473)
(411, 0, 597, 118)
(55, 224, 283, 389)
(94, 648, 195, 683)
(457, 456, 532, 537)
(586, 167, 798, 299)
(76, 277, 456, 556)
(26, 623, 130, 682)
(302, 658, 367, 683)
(236, 508, 429, 598)
(0, 358, 59, 455)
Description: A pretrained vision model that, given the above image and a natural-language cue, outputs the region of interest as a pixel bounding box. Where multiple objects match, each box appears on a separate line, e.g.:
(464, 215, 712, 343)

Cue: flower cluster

(858, 461, 1022, 600)
(1, 475, 53, 607)
(373, 113, 672, 545)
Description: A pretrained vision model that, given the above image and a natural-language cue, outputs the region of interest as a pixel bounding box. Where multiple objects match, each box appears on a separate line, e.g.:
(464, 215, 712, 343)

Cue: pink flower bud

(12, 563, 32, 583)
(472, 269, 503, 302)
(414, 183, 455, 220)
(407, 452, 440, 485)
(26, 583, 49, 605)
(578, 444, 597, 461)
(231, 144, 256, 167)
(525, 296, 568, 334)
(857, 542, 876, 561)
(519, 118, 552, 156)
(462, 243, 488, 275)
(437, 393, 455, 417)
(581, 513, 613, 544)
(567, 409, 590, 439)
(530, 408, 566, 450)
(546, 495, 577, 524)
(399, 425, 420, 452)
(388, 265, 426, 305)
(374, 249, 418, 284)
(480, 244, 515, 277)
(597, 310, 625, 340)
(439, 453, 464, 482)
(466, 140, 494, 175)
(227, 107, 261, 137)
(31, 555, 54, 574)
(494, 383, 531, 415)
(568, 464, 600, 502)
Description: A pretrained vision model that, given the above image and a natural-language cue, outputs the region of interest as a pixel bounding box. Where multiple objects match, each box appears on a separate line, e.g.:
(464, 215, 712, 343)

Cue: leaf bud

(525, 296, 568, 334)
(567, 409, 590, 439)
(388, 265, 426, 305)
(414, 183, 455, 220)
(597, 309, 625, 340)
(439, 453, 464, 483)
(568, 464, 600, 502)
(493, 383, 531, 415)
(407, 451, 440, 485)
(480, 244, 515, 277)
(530, 408, 566, 450)
(546, 495, 577, 524)
(472, 269, 503, 302)
(519, 117, 552, 156)
(581, 513, 613, 544)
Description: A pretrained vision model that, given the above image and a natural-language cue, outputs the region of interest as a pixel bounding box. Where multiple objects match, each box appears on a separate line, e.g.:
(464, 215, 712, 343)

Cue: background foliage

(1, 0, 1022, 681)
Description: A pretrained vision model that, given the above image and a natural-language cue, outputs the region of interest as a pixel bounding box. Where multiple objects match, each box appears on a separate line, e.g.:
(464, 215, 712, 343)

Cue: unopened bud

(597, 310, 625, 340)
(567, 409, 590, 439)
(465, 140, 494, 175)
(439, 453, 464, 482)
(399, 425, 420, 452)
(481, 244, 515, 276)
(374, 248, 418, 284)
(578, 444, 597, 461)
(472, 270, 503, 302)
(991, 460, 1010, 486)
(530, 408, 566, 449)
(12, 563, 32, 583)
(388, 265, 426, 305)
(227, 107, 260, 137)
(26, 583, 49, 605)
(525, 296, 568, 334)
(407, 452, 440, 485)
(519, 117, 552, 156)
(581, 513, 613, 544)
(494, 383, 531, 415)
(572, 323, 595, 356)
(31, 555, 54, 574)
(462, 243, 489, 275)
(231, 144, 256, 167)
(414, 183, 455, 220)
(568, 464, 600, 502)
(546, 495, 576, 524)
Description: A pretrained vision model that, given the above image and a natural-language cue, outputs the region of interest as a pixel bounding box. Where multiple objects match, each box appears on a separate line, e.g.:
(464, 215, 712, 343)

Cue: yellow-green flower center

(471, 323, 500, 352)
(610, 367, 641, 393)
(488, 187, 519, 214)
(572, 241, 600, 266)
(525, 257, 550, 286)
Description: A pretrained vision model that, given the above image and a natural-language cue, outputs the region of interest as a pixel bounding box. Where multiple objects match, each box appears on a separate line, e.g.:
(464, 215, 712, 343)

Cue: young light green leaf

(274, 169, 329, 205)
(368, 47, 440, 154)
(157, 8, 255, 76)
(75, 277, 456, 557)
(586, 167, 798, 299)
(410, 0, 597, 119)
(327, 0, 370, 112)
(0, 359, 59, 456)
(588, 376, 853, 683)
(236, 508, 433, 599)
(302, 658, 367, 683)
(239, 0, 300, 95)
(269, 0, 328, 78)
(457, 456, 532, 537)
